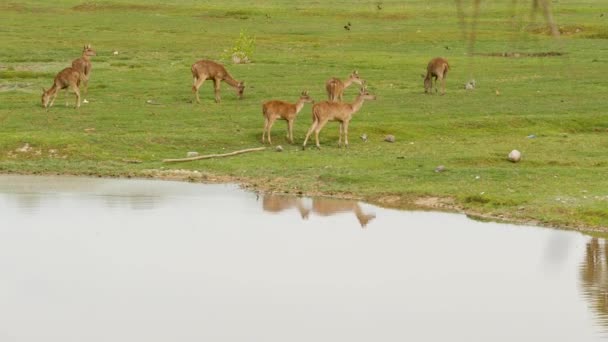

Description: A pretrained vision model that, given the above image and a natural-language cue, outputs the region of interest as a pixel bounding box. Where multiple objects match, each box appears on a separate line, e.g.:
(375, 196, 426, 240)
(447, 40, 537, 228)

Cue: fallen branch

(163, 147, 266, 163)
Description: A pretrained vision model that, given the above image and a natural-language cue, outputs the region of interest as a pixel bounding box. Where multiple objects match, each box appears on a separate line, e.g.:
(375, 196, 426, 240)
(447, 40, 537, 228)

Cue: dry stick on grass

(162, 147, 266, 163)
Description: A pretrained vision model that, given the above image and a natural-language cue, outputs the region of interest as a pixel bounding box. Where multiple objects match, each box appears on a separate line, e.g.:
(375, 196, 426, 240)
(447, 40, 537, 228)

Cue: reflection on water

(581, 238, 608, 333)
(1, 175, 607, 342)
(262, 194, 376, 227)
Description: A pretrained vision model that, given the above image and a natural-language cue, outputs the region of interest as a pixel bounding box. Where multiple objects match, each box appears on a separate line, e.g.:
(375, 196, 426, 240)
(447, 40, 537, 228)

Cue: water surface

(0, 175, 606, 341)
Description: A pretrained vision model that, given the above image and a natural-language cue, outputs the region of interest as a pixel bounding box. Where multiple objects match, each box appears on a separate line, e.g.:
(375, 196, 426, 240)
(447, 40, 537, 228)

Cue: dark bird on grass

(348, 22, 352, 27)
(444, 46, 450, 50)
(344, 25, 350, 31)
(377, 3, 383, 10)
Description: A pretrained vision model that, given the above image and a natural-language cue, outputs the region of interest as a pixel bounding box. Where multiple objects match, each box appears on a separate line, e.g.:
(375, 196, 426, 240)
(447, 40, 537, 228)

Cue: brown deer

(303, 87, 376, 149)
(262, 91, 313, 145)
(325, 71, 364, 102)
(424, 57, 450, 95)
(41, 67, 81, 109)
(191, 60, 245, 104)
(262, 194, 310, 219)
(312, 198, 376, 228)
(71, 44, 96, 100)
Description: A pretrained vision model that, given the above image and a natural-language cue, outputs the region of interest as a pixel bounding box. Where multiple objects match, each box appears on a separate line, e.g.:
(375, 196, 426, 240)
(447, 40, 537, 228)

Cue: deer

(41, 67, 81, 109)
(262, 194, 310, 219)
(262, 90, 313, 145)
(325, 70, 364, 102)
(191, 60, 245, 104)
(71, 44, 96, 101)
(312, 198, 376, 228)
(423, 57, 450, 95)
(303, 87, 376, 149)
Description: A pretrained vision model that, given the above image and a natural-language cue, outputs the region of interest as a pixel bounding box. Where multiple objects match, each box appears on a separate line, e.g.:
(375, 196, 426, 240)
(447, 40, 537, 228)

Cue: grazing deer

(423, 57, 450, 95)
(41, 67, 81, 109)
(312, 198, 376, 228)
(325, 70, 364, 102)
(262, 90, 313, 145)
(191, 60, 245, 104)
(71, 44, 96, 100)
(303, 87, 376, 149)
(262, 194, 310, 219)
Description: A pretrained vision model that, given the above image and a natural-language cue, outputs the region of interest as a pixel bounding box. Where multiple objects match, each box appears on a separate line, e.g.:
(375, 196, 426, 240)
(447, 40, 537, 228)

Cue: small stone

(384, 135, 395, 143)
(275, 145, 283, 152)
(16, 143, 31, 153)
(113, 50, 119, 55)
(187, 151, 199, 157)
(435, 165, 446, 173)
(527, 134, 536, 139)
(508, 149, 522, 163)
(82, 99, 89, 104)
(360, 134, 368, 142)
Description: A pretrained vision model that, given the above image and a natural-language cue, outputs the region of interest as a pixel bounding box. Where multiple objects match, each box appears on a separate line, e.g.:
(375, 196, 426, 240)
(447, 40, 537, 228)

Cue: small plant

(224, 29, 256, 64)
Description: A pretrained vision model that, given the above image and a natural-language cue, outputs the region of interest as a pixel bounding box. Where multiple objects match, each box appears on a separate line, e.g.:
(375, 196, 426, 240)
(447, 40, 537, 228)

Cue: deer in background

(41, 67, 81, 109)
(191, 60, 245, 104)
(423, 57, 450, 95)
(312, 198, 376, 228)
(71, 44, 96, 101)
(262, 90, 313, 145)
(325, 70, 364, 102)
(303, 87, 376, 149)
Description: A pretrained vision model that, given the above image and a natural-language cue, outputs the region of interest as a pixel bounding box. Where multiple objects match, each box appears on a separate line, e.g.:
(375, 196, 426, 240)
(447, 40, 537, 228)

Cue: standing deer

(41, 67, 81, 109)
(262, 91, 313, 145)
(423, 57, 450, 95)
(71, 44, 96, 101)
(325, 70, 364, 102)
(191, 60, 245, 104)
(303, 87, 376, 149)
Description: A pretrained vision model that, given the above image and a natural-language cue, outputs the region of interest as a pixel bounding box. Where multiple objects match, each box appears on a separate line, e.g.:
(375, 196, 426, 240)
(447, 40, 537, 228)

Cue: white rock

(508, 149, 522, 162)
(187, 151, 199, 157)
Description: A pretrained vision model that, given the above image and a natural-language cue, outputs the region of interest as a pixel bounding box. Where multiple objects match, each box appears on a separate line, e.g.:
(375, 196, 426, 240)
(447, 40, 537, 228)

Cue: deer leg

(287, 119, 294, 144)
(262, 117, 268, 144)
(303, 120, 318, 148)
(314, 119, 329, 149)
(192, 75, 206, 104)
(338, 122, 343, 147)
(213, 78, 221, 103)
(267, 118, 276, 145)
(71, 83, 81, 108)
(440, 76, 446, 95)
(343, 120, 350, 147)
(64, 88, 70, 107)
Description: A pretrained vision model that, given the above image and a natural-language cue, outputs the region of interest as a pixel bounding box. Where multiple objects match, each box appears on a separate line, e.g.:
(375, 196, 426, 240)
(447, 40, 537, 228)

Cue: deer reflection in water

(581, 238, 608, 330)
(261, 194, 375, 228)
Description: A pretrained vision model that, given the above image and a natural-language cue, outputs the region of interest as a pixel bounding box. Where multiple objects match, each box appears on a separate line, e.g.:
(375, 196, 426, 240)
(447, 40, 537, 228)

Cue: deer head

(82, 44, 97, 57)
(300, 90, 313, 103)
(349, 70, 364, 85)
(359, 86, 376, 100)
(236, 81, 245, 99)
(41, 88, 51, 108)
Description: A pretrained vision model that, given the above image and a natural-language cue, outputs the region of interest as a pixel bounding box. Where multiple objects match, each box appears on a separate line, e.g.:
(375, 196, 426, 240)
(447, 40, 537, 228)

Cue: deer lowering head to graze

(71, 44, 96, 99)
(325, 70, 364, 102)
(262, 194, 310, 219)
(303, 87, 376, 149)
(41, 67, 81, 109)
(191, 60, 245, 104)
(262, 90, 313, 145)
(424, 57, 450, 95)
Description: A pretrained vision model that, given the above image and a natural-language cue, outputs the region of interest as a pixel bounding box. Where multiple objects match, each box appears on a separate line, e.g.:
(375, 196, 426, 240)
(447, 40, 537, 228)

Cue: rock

(82, 99, 89, 104)
(435, 165, 446, 173)
(384, 135, 395, 143)
(495, 89, 501, 96)
(465, 79, 476, 90)
(113, 50, 119, 55)
(508, 149, 522, 163)
(186, 151, 199, 157)
(16, 143, 31, 153)
(527, 134, 536, 139)
(360, 134, 368, 142)
(275, 145, 283, 152)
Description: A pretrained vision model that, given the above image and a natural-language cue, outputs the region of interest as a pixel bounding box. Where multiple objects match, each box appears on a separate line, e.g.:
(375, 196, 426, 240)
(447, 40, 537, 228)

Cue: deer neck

(350, 95, 366, 113)
(294, 99, 307, 113)
(343, 78, 354, 88)
(223, 74, 240, 88)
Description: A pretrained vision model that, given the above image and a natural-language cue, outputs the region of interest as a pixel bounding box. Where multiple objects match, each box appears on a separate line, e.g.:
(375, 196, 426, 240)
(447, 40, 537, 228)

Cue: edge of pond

(1, 169, 606, 236)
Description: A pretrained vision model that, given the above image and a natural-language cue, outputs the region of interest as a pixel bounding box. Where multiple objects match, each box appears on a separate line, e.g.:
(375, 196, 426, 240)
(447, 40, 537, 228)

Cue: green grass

(1, 0, 607, 231)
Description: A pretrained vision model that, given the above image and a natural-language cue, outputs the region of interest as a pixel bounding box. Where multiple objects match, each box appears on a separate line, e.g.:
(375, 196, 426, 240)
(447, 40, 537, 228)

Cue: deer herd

(42, 45, 450, 149)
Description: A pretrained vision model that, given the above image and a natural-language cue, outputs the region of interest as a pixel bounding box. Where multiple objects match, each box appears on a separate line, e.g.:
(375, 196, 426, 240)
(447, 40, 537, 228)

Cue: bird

(344, 25, 350, 31)
(377, 3, 383, 10)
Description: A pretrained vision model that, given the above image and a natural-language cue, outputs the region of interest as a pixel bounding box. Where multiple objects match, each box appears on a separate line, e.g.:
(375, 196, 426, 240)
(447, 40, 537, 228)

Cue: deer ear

(353, 70, 358, 75)
(41, 87, 46, 93)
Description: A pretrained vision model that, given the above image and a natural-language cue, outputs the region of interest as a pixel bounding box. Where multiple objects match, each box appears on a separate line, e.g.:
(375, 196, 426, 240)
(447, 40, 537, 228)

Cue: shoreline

(2, 169, 605, 235)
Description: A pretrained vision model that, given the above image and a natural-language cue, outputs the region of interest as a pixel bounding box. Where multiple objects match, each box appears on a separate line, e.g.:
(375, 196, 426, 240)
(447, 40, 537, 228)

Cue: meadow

(0, 0, 607, 231)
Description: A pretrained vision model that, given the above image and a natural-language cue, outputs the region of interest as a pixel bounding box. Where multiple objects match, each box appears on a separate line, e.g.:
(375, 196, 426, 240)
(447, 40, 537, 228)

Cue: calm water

(0, 175, 606, 341)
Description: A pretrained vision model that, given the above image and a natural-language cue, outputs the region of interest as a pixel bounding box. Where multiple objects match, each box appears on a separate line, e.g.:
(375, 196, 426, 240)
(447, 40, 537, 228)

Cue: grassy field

(1, 0, 607, 231)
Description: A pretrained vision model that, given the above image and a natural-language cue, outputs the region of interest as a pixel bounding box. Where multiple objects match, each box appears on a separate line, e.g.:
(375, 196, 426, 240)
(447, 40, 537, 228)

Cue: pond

(0, 175, 606, 341)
